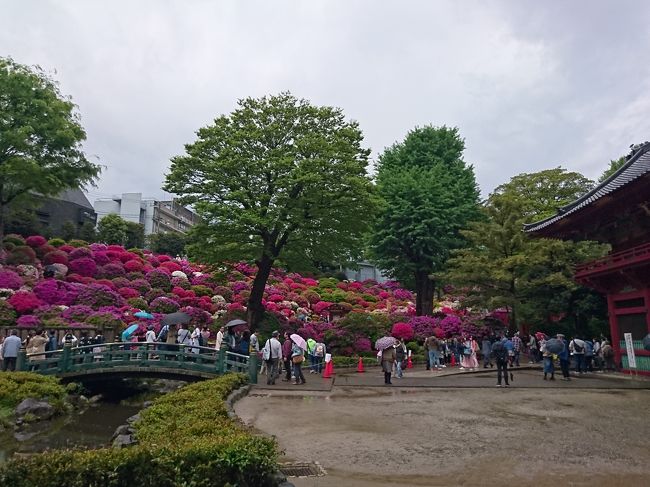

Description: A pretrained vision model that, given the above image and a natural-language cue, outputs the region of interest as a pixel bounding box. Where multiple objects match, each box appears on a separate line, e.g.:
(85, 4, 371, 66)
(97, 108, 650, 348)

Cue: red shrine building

(525, 142, 650, 375)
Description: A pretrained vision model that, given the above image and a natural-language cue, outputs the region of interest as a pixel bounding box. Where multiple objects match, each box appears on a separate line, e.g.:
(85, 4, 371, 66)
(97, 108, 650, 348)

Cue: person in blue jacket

(557, 334, 571, 380)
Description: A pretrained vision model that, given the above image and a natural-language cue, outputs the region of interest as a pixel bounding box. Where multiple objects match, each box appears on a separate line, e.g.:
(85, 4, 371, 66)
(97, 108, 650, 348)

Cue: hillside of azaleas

(0, 234, 495, 355)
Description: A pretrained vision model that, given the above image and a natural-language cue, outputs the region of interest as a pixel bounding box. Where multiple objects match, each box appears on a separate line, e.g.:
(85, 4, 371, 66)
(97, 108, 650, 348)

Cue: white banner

(324, 353, 332, 363)
(624, 332, 637, 369)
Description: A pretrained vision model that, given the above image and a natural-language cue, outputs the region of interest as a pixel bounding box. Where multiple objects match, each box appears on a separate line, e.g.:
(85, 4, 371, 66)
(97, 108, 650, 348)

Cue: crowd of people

(259, 331, 327, 386)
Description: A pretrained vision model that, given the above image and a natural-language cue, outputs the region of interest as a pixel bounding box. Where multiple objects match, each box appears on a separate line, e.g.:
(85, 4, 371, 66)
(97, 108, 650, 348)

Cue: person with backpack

(261, 331, 282, 385)
(157, 324, 170, 352)
(601, 340, 616, 372)
(492, 337, 509, 387)
(313, 341, 326, 374)
(541, 340, 555, 381)
(557, 334, 571, 380)
(569, 336, 586, 374)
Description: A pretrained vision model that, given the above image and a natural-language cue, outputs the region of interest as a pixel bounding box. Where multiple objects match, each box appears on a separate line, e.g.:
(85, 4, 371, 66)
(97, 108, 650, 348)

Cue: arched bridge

(17, 343, 258, 383)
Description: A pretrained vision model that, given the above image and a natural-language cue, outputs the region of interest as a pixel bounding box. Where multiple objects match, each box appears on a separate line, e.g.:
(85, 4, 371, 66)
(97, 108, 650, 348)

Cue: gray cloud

(2, 0, 649, 201)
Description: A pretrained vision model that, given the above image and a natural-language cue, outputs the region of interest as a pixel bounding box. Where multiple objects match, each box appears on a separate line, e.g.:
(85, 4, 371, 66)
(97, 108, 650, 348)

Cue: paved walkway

(254, 364, 650, 392)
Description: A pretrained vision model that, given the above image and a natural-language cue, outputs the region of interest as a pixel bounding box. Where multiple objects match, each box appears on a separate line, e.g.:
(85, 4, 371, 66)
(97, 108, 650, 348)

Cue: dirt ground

(235, 379, 650, 486)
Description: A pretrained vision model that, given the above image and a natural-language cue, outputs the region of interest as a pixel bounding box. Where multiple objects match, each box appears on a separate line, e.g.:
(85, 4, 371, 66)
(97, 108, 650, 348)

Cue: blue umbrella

(122, 324, 139, 341)
(134, 311, 154, 319)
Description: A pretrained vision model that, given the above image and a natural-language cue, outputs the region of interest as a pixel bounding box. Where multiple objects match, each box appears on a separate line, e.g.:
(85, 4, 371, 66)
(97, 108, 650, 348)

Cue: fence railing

(15, 342, 258, 384)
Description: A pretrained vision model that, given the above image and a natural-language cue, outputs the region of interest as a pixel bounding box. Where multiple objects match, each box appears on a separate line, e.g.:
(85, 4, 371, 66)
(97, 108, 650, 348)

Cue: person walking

(45, 330, 58, 353)
(425, 335, 441, 370)
(542, 341, 555, 380)
(306, 338, 317, 374)
(381, 345, 396, 385)
(493, 338, 509, 387)
(312, 340, 326, 374)
(2, 330, 22, 371)
(460, 336, 479, 371)
(584, 338, 594, 372)
(482, 336, 493, 368)
(512, 332, 523, 367)
(291, 339, 306, 385)
(569, 336, 586, 374)
(395, 338, 406, 378)
(558, 334, 571, 380)
(528, 333, 538, 363)
(27, 330, 48, 364)
(262, 331, 282, 385)
(282, 332, 293, 381)
(601, 340, 616, 372)
(214, 326, 224, 351)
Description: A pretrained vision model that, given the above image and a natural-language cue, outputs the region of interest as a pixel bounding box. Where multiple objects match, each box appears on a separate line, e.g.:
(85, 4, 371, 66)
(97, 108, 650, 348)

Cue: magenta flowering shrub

(160, 261, 182, 273)
(89, 243, 108, 252)
(180, 306, 212, 326)
(33, 279, 68, 305)
(409, 316, 438, 340)
(76, 284, 125, 309)
(25, 235, 48, 248)
(124, 260, 144, 273)
(393, 289, 414, 301)
(43, 250, 69, 266)
(99, 263, 126, 279)
(127, 279, 151, 294)
(17, 315, 41, 328)
(0, 269, 23, 290)
(69, 257, 97, 277)
(61, 305, 94, 322)
(69, 247, 93, 261)
(8, 291, 44, 314)
(146, 269, 172, 292)
(118, 287, 140, 299)
(149, 296, 180, 314)
(86, 311, 124, 330)
(391, 322, 415, 341)
(93, 251, 111, 266)
(354, 337, 372, 353)
(145, 288, 165, 302)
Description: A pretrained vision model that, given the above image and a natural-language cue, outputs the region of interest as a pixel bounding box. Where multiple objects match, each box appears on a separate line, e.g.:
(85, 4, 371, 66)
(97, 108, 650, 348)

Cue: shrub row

(0, 373, 279, 487)
(0, 372, 68, 414)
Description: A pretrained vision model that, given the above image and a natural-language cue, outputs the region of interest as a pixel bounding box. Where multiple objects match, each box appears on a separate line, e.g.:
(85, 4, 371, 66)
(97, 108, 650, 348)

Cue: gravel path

(236, 372, 650, 486)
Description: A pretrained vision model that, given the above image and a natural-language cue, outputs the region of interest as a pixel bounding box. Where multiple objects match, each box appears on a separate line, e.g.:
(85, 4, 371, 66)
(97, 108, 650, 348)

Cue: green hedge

(0, 374, 279, 487)
(0, 372, 68, 417)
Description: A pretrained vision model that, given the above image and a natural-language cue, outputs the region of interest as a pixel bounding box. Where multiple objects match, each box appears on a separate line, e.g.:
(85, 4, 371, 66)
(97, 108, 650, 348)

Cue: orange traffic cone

(323, 360, 333, 378)
(407, 355, 413, 369)
(450, 354, 456, 367)
(357, 356, 365, 373)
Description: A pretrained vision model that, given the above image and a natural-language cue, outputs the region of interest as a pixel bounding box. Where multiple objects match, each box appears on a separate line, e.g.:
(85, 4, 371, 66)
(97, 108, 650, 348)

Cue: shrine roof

(524, 142, 650, 234)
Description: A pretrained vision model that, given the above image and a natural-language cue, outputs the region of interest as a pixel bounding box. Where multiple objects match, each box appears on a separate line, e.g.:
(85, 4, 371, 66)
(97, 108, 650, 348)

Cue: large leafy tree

(147, 231, 187, 257)
(0, 57, 100, 240)
(368, 126, 480, 316)
(97, 214, 128, 245)
(448, 168, 608, 334)
(165, 93, 375, 328)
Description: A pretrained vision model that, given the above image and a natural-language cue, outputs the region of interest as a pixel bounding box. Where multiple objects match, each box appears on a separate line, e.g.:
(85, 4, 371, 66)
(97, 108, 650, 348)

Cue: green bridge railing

(15, 342, 258, 384)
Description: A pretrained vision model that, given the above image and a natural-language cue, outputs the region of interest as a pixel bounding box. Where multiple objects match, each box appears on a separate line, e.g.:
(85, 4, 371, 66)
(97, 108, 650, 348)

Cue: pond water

(0, 379, 163, 463)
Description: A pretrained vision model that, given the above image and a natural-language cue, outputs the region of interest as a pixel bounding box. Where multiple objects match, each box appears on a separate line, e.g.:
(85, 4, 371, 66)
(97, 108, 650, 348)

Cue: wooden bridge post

(248, 352, 258, 384)
(218, 347, 225, 374)
(60, 343, 72, 373)
(16, 347, 28, 372)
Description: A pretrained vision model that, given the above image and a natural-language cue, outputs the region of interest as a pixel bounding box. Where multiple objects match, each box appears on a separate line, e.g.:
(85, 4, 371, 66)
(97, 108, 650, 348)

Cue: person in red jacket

(282, 331, 293, 381)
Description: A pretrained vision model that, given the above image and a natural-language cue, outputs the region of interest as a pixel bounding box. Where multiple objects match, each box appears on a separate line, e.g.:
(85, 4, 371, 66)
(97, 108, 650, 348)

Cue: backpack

(491, 340, 507, 360)
(573, 340, 584, 353)
(315, 344, 325, 357)
(158, 325, 169, 342)
(197, 332, 206, 347)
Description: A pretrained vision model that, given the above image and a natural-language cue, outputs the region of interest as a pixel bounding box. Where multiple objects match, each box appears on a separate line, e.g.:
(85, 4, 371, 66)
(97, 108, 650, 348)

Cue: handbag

(292, 354, 304, 364)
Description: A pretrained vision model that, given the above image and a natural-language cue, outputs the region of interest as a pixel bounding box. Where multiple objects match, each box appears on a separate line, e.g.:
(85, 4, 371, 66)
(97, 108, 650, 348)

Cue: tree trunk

(415, 270, 435, 316)
(247, 253, 275, 331)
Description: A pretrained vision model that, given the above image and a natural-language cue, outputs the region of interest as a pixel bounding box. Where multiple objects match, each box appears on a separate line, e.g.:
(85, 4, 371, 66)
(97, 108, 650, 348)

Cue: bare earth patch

(235, 382, 650, 486)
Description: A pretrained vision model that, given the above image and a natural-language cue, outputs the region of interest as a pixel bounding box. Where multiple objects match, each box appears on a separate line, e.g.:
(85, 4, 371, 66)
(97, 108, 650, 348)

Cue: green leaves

(368, 126, 480, 304)
(0, 57, 100, 236)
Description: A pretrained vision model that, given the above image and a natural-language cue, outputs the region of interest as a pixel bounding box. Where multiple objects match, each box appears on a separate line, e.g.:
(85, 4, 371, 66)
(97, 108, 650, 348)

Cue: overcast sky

(3, 0, 650, 203)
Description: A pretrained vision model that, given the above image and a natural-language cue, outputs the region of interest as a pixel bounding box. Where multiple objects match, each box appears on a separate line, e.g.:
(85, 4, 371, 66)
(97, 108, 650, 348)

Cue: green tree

(147, 232, 187, 257)
(368, 126, 480, 316)
(125, 221, 145, 249)
(598, 156, 626, 183)
(0, 57, 101, 240)
(447, 169, 608, 333)
(165, 93, 375, 328)
(60, 221, 77, 241)
(494, 167, 594, 221)
(78, 221, 97, 243)
(96, 214, 128, 245)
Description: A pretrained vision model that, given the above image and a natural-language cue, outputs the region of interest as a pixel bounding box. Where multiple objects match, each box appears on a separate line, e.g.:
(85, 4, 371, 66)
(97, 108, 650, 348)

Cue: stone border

(227, 383, 296, 487)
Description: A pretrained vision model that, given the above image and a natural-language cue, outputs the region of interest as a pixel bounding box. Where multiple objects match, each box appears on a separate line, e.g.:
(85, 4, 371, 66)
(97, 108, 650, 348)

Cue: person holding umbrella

(290, 333, 307, 385)
(375, 336, 397, 385)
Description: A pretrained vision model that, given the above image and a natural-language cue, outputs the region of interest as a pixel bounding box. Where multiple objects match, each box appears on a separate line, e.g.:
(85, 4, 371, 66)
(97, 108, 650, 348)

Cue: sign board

(624, 332, 637, 369)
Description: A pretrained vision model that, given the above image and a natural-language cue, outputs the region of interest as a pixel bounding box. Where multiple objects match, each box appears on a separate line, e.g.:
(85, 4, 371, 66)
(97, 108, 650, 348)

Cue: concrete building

(34, 188, 97, 236)
(93, 193, 198, 235)
(344, 261, 389, 283)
